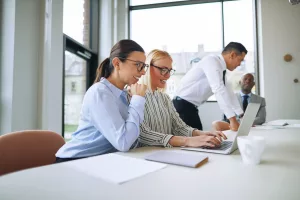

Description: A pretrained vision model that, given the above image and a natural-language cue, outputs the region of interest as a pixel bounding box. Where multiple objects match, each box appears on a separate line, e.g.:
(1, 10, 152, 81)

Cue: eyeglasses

(151, 64, 176, 76)
(119, 58, 149, 72)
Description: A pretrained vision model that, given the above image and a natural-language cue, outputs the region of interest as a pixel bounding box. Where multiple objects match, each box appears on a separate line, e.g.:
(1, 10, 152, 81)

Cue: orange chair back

(0, 130, 65, 176)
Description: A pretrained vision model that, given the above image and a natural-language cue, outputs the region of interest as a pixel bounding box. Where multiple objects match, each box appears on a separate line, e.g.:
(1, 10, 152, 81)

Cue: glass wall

(130, 0, 257, 99)
(63, 0, 98, 139)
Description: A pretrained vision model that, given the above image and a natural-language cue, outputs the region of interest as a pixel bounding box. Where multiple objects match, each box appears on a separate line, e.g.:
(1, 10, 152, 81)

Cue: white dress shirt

(175, 54, 243, 118)
(240, 91, 252, 103)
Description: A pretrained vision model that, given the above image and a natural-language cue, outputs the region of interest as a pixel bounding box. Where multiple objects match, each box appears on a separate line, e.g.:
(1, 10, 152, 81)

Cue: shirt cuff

(234, 108, 244, 116)
(162, 134, 174, 148)
(188, 127, 195, 137)
(129, 95, 146, 122)
(130, 95, 146, 107)
(224, 111, 236, 119)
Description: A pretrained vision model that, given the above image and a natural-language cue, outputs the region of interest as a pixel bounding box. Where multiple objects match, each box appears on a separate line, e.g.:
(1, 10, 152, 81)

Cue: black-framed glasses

(151, 64, 176, 76)
(119, 57, 149, 72)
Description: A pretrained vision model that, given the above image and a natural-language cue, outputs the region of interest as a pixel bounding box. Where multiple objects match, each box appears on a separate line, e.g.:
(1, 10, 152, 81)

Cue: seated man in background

(213, 73, 266, 131)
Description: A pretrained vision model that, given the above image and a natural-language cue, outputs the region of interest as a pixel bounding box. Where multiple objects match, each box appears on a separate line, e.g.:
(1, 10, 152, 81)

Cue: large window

(129, 0, 257, 99)
(223, 0, 256, 93)
(63, 0, 90, 48)
(63, 0, 98, 139)
(130, 0, 189, 6)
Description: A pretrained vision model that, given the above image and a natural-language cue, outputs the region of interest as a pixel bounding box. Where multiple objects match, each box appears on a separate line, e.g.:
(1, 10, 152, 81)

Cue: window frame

(128, 0, 259, 101)
(62, 0, 99, 138)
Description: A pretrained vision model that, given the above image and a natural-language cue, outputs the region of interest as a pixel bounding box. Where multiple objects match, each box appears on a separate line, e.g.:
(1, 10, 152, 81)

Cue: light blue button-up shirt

(240, 91, 252, 103)
(56, 78, 146, 158)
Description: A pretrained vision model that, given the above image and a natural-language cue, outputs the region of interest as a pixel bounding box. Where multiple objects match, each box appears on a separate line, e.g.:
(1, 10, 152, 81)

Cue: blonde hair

(139, 49, 172, 92)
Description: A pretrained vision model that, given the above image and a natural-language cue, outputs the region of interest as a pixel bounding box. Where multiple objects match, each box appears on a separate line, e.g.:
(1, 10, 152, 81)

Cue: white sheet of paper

(263, 120, 300, 126)
(263, 120, 289, 126)
(254, 125, 285, 130)
(64, 153, 167, 184)
(286, 124, 300, 128)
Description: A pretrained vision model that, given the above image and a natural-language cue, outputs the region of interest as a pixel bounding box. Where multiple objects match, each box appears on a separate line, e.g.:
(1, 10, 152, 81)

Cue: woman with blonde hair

(137, 49, 226, 148)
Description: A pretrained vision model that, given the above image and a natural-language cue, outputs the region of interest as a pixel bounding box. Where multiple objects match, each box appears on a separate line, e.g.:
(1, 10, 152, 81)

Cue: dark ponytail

(94, 58, 113, 83)
(94, 39, 145, 83)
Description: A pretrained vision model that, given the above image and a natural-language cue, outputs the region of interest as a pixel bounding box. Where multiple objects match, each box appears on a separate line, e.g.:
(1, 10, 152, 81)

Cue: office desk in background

(0, 128, 299, 200)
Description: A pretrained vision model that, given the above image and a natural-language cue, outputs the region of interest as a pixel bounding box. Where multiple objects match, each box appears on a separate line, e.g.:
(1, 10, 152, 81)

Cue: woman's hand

(185, 135, 222, 148)
(130, 83, 147, 97)
(193, 130, 227, 142)
(201, 131, 227, 142)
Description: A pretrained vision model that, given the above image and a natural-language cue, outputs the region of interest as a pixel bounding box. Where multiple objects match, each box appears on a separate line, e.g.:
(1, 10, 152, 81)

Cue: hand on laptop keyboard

(193, 130, 227, 141)
(201, 131, 227, 142)
(202, 141, 233, 150)
(185, 135, 223, 148)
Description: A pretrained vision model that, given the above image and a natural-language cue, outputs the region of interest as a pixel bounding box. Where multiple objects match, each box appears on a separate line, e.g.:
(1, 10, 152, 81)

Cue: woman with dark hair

(56, 39, 148, 162)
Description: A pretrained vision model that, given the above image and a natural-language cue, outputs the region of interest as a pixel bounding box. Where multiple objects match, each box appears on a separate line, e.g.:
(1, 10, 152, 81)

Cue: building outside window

(129, 0, 257, 100)
(63, 0, 98, 140)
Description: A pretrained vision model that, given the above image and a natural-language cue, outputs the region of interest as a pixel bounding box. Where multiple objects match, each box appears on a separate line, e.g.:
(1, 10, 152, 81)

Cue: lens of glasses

(161, 69, 175, 76)
(137, 64, 149, 72)
(169, 69, 175, 75)
(161, 69, 169, 75)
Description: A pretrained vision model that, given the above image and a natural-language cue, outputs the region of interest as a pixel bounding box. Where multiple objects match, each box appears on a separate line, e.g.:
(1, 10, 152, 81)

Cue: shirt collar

(240, 91, 252, 98)
(100, 78, 126, 98)
(217, 54, 227, 71)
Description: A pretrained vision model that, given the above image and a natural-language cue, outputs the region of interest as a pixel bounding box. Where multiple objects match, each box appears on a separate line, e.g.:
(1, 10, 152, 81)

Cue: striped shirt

(138, 90, 194, 148)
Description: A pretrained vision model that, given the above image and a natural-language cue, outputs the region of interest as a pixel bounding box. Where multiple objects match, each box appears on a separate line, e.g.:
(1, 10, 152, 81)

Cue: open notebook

(145, 150, 208, 168)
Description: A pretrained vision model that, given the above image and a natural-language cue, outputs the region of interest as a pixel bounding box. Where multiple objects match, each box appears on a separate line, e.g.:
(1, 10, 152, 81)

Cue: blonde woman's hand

(200, 131, 227, 142)
(130, 83, 147, 97)
(185, 135, 222, 148)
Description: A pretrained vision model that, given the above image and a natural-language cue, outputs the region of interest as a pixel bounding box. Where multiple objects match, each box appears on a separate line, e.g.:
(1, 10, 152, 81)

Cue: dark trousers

(172, 96, 203, 130)
(55, 157, 86, 163)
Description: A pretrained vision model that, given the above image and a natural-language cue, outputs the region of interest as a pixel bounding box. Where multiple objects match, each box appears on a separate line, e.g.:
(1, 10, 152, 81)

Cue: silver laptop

(181, 103, 260, 155)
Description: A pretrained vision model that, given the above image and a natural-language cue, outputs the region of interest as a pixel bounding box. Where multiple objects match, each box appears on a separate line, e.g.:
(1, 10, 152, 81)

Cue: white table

(1, 128, 300, 200)
(264, 119, 300, 126)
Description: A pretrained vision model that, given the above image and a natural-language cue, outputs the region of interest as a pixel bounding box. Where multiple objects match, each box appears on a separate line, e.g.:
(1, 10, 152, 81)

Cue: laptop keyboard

(201, 141, 233, 151)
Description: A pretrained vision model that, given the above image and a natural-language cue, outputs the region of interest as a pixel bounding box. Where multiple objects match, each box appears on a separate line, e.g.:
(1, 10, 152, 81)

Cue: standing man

(173, 42, 247, 131)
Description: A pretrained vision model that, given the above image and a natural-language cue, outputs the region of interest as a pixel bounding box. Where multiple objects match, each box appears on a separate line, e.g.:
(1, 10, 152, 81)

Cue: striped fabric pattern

(138, 90, 194, 148)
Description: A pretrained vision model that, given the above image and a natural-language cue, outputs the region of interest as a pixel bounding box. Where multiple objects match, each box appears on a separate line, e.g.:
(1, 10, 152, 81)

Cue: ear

(111, 57, 121, 70)
(230, 51, 236, 59)
(239, 80, 242, 85)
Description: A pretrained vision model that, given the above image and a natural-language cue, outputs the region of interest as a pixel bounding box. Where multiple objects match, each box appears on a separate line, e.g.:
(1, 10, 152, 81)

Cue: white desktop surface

(264, 119, 300, 126)
(0, 128, 299, 200)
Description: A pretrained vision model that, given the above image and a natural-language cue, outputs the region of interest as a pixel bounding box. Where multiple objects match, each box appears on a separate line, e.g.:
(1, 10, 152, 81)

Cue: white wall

(257, 0, 300, 121)
(99, 0, 128, 63)
(0, 0, 40, 134)
(38, 0, 64, 133)
(0, 0, 63, 135)
(0, 0, 15, 134)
